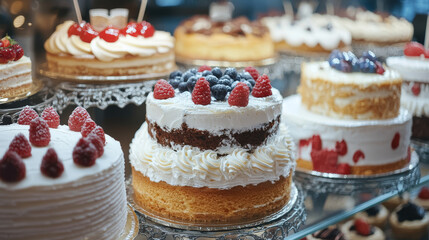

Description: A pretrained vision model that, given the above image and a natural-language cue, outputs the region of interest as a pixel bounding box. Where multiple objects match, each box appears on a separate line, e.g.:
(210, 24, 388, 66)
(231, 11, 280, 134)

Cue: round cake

(0, 108, 127, 239)
(261, 15, 351, 55)
(174, 16, 275, 63)
(386, 42, 429, 140)
(44, 20, 175, 77)
(130, 67, 295, 223)
(283, 50, 412, 175)
(0, 36, 32, 98)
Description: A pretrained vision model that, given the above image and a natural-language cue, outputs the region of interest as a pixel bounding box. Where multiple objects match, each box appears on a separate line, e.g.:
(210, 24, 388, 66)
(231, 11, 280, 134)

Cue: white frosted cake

(0, 123, 127, 239)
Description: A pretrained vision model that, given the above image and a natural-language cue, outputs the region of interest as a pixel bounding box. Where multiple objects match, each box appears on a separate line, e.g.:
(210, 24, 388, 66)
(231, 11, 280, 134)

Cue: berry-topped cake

(354, 205, 388, 229)
(0, 36, 32, 98)
(0, 106, 127, 239)
(129, 66, 295, 223)
(174, 15, 275, 63)
(387, 42, 429, 140)
(261, 15, 351, 55)
(44, 20, 175, 78)
(341, 218, 385, 240)
(282, 50, 412, 175)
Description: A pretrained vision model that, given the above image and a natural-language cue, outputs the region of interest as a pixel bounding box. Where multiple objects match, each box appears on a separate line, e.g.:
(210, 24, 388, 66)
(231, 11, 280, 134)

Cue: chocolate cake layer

(147, 115, 280, 151)
(412, 116, 429, 140)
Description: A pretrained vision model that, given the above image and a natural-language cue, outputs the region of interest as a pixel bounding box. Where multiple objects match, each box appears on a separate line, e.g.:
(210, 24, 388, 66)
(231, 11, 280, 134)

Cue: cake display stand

(0, 80, 59, 124)
(294, 151, 420, 196)
(412, 138, 429, 163)
(126, 180, 306, 239)
(119, 205, 140, 240)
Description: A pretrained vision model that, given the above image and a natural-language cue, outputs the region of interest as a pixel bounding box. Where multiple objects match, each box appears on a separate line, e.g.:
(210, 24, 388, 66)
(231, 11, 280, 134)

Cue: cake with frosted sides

(282, 50, 412, 175)
(174, 15, 275, 63)
(387, 42, 429, 140)
(129, 66, 295, 222)
(0, 36, 32, 98)
(0, 106, 127, 239)
(261, 15, 351, 55)
(44, 20, 175, 77)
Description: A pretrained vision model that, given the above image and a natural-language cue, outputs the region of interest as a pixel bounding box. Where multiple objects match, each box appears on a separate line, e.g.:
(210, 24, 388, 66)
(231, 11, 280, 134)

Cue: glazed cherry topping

(404, 42, 426, 57)
(411, 83, 421, 96)
(68, 22, 84, 37)
(120, 22, 139, 37)
(138, 21, 155, 38)
(99, 27, 120, 42)
(79, 23, 99, 43)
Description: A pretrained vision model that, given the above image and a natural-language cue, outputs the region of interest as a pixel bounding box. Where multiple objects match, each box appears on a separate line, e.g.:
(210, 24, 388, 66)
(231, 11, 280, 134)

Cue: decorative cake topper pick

(73, 0, 82, 23)
(282, 0, 294, 20)
(425, 13, 429, 49)
(209, 0, 234, 22)
(137, 0, 148, 22)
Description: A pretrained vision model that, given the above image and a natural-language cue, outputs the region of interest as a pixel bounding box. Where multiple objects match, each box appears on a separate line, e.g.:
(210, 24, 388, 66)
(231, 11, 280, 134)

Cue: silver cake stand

(412, 139, 429, 163)
(126, 179, 306, 239)
(295, 151, 420, 196)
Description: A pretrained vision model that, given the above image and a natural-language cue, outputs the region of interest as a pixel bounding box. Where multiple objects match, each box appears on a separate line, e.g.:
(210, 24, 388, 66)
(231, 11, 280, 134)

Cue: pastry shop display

(306, 227, 346, 240)
(283, 50, 412, 175)
(129, 67, 296, 223)
(0, 36, 32, 98)
(386, 42, 429, 140)
(0, 106, 127, 240)
(414, 187, 429, 211)
(43, 9, 176, 80)
(261, 15, 352, 55)
(389, 202, 429, 240)
(354, 205, 388, 229)
(174, 15, 275, 64)
(341, 218, 385, 240)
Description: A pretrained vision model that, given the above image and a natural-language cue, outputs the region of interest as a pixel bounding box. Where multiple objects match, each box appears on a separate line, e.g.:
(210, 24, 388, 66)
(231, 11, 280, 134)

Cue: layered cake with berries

(130, 67, 295, 222)
(283, 50, 412, 175)
(0, 36, 32, 97)
(0, 107, 127, 240)
(261, 15, 351, 55)
(341, 218, 385, 240)
(387, 42, 429, 140)
(44, 20, 175, 77)
(174, 16, 275, 63)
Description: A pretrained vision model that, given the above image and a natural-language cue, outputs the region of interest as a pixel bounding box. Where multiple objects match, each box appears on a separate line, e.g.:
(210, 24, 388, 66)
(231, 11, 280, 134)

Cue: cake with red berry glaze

(283, 50, 413, 175)
(387, 42, 429, 140)
(0, 36, 32, 97)
(129, 67, 296, 223)
(0, 106, 127, 240)
(341, 218, 385, 240)
(44, 20, 175, 78)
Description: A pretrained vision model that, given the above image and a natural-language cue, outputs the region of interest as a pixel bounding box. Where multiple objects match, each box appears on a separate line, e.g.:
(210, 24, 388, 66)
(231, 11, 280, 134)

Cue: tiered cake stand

(126, 180, 306, 239)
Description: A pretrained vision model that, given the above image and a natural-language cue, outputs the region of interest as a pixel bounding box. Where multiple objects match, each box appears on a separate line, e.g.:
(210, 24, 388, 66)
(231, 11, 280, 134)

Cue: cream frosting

(341, 220, 385, 240)
(282, 95, 412, 166)
(401, 83, 429, 117)
(386, 56, 429, 82)
(44, 20, 174, 62)
(0, 124, 127, 240)
(129, 122, 295, 189)
(146, 88, 283, 133)
(261, 15, 351, 50)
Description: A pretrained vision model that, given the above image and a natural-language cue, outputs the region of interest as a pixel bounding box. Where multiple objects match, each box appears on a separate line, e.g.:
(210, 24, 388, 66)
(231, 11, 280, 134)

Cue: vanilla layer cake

(387, 56, 429, 140)
(44, 21, 176, 77)
(0, 56, 32, 97)
(0, 124, 127, 240)
(174, 16, 275, 62)
(283, 95, 412, 175)
(298, 61, 402, 120)
(130, 88, 296, 223)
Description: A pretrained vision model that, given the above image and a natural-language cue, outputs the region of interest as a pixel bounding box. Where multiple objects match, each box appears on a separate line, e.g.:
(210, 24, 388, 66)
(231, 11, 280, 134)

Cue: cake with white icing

(0, 107, 127, 239)
(0, 36, 32, 98)
(282, 50, 412, 175)
(130, 67, 295, 222)
(44, 20, 175, 77)
(386, 42, 429, 140)
(261, 15, 351, 55)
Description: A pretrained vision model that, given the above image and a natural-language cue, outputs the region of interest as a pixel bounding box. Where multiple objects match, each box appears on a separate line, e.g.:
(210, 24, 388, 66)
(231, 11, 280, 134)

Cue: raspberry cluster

(0, 36, 24, 64)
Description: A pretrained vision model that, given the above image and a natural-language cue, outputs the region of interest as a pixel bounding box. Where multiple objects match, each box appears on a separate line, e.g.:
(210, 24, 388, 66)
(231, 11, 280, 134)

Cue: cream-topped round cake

(44, 20, 175, 77)
(261, 15, 351, 54)
(130, 68, 295, 223)
(387, 43, 429, 140)
(0, 124, 127, 240)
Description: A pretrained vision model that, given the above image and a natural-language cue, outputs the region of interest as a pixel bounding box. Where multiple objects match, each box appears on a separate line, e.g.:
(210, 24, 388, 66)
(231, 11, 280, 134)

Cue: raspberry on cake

(340, 218, 386, 240)
(130, 67, 295, 223)
(283, 50, 413, 175)
(44, 20, 176, 77)
(0, 106, 127, 240)
(0, 36, 32, 98)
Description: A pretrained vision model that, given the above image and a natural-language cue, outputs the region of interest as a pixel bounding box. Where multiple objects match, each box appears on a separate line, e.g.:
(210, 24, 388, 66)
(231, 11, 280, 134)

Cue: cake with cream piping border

(129, 66, 295, 223)
(282, 50, 412, 175)
(0, 106, 127, 240)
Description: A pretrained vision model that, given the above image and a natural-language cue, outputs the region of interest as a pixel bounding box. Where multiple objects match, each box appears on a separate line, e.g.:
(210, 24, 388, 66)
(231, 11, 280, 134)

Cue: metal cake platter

(295, 151, 421, 195)
(412, 138, 429, 163)
(126, 179, 306, 238)
(118, 205, 139, 240)
(38, 63, 171, 83)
